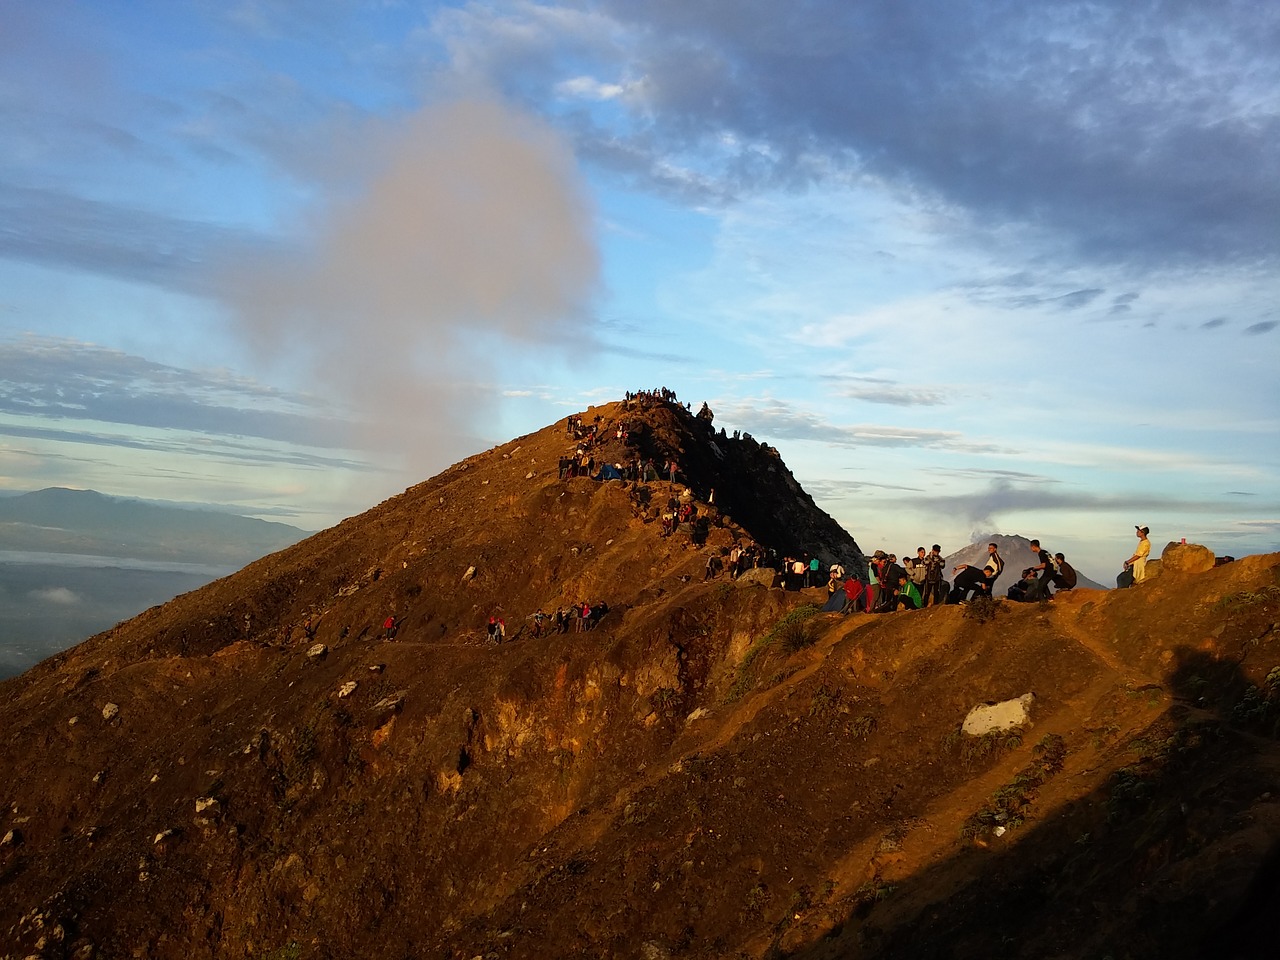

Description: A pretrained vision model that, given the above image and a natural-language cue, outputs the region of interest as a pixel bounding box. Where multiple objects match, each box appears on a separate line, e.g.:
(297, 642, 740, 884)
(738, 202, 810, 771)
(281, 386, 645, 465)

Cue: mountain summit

(1, 396, 1278, 960)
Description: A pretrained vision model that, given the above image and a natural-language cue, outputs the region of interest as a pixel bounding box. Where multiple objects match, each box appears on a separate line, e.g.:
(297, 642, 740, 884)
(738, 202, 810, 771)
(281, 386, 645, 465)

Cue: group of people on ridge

(820, 539, 1082, 614)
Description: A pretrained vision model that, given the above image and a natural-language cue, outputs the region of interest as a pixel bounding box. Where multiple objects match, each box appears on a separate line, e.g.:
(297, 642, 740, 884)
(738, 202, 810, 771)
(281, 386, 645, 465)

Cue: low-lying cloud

(29, 586, 80, 606)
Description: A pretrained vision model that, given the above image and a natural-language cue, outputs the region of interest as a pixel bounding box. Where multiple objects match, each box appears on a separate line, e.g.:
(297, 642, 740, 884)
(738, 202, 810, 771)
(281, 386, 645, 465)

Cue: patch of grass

(1089, 724, 1121, 749)
(961, 734, 1066, 841)
(1215, 585, 1280, 613)
(963, 595, 999, 623)
(262, 943, 302, 960)
(945, 727, 1025, 769)
(652, 687, 680, 711)
(742, 881, 770, 918)
(809, 683, 842, 718)
(1105, 721, 1222, 823)
(852, 881, 896, 904)
(773, 604, 823, 651)
(1230, 665, 1280, 738)
(849, 715, 878, 740)
(726, 604, 822, 701)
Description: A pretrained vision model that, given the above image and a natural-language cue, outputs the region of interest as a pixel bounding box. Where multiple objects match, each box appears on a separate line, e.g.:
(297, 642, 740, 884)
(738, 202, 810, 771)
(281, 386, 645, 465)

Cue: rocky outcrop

(1159, 541, 1216, 577)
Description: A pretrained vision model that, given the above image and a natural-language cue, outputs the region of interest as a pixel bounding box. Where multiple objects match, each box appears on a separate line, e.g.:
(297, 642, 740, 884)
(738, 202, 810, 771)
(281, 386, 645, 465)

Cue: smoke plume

(224, 98, 599, 493)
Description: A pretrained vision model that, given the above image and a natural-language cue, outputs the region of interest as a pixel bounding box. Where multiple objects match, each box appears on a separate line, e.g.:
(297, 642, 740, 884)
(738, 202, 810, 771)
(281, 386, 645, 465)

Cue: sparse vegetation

(943, 726, 1025, 769)
(773, 604, 822, 652)
(742, 881, 770, 918)
(809, 683, 842, 717)
(963, 595, 999, 623)
(961, 734, 1066, 841)
(849, 714, 878, 740)
(727, 604, 822, 701)
(1105, 721, 1222, 823)
(1214, 585, 1280, 613)
(1230, 665, 1280, 738)
(852, 880, 897, 905)
(652, 687, 681, 713)
(6, 397, 1280, 960)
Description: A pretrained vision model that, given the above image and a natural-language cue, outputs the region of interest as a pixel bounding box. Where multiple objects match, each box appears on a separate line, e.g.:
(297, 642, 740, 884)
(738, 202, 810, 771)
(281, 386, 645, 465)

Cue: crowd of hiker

(772, 538, 1088, 615)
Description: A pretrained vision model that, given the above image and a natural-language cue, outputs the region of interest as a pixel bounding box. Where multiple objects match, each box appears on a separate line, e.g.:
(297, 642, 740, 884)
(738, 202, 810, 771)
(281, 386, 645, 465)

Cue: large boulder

(962, 693, 1035, 736)
(1159, 542, 1216, 578)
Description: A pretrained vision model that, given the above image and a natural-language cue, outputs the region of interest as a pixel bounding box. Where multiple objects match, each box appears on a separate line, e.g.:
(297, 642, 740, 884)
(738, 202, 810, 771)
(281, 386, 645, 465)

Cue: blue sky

(1, 0, 1277, 581)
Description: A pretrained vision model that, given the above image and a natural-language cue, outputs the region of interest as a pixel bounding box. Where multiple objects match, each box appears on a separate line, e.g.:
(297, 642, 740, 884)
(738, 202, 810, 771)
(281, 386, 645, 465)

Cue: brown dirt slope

(2, 398, 1279, 960)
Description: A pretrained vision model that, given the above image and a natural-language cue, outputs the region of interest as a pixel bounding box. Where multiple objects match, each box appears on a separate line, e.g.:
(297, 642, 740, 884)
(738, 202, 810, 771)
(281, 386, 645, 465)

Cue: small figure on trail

(531, 610, 548, 637)
(704, 554, 723, 580)
(1120, 526, 1151, 587)
(791, 556, 808, 591)
(383, 615, 398, 640)
(587, 601, 609, 630)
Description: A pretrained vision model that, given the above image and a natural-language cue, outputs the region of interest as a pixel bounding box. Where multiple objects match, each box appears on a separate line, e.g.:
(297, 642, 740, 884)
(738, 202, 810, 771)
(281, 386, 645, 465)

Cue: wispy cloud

(28, 586, 80, 606)
(904, 479, 1271, 530)
(717, 397, 999, 453)
(0, 336, 350, 449)
(0, 183, 268, 294)
(822, 376, 946, 407)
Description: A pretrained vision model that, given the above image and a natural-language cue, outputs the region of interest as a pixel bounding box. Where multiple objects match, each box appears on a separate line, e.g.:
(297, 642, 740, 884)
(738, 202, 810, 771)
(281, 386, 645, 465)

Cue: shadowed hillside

(1, 397, 1278, 960)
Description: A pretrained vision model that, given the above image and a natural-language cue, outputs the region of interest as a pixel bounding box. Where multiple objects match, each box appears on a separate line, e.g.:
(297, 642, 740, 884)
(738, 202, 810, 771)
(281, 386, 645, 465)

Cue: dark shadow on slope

(780, 646, 1280, 960)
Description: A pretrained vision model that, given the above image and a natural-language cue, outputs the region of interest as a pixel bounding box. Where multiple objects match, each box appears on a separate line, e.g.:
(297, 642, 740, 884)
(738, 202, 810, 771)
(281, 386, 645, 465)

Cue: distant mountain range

(943, 534, 1109, 593)
(0, 487, 310, 566)
(0, 489, 311, 678)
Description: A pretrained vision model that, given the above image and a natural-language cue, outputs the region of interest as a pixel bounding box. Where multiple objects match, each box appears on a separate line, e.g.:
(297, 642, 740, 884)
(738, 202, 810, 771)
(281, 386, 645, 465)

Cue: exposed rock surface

(1160, 541, 1217, 577)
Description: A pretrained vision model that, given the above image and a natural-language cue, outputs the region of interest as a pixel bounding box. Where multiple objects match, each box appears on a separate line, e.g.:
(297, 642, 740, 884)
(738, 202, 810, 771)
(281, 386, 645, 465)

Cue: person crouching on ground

(893, 573, 922, 610)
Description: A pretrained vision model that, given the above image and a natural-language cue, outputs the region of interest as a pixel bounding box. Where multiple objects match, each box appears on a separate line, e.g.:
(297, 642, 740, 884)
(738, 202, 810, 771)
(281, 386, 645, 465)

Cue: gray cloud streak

(459, 0, 1280, 268)
(0, 337, 348, 449)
